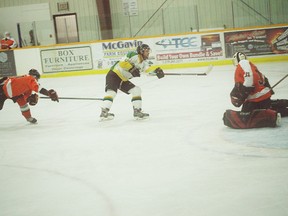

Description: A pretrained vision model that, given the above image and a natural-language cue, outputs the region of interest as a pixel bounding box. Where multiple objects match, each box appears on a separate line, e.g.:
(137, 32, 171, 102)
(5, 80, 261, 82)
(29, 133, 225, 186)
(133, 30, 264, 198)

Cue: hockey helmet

(137, 44, 150, 55)
(4, 32, 10, 37)
(232, 52, 247, 66)
(137, 44, 150, 60)
(29, 69, 40, 79)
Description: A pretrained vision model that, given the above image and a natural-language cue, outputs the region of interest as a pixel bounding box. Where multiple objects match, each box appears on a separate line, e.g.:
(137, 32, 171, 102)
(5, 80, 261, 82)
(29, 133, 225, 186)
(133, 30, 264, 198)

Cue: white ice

(1, 62, 288, 216)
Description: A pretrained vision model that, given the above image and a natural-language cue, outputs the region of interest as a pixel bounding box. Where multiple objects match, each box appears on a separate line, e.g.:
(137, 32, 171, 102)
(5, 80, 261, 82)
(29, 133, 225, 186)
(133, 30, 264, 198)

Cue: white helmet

(232, 52, 247, 66)
(4, 32, 10, 37)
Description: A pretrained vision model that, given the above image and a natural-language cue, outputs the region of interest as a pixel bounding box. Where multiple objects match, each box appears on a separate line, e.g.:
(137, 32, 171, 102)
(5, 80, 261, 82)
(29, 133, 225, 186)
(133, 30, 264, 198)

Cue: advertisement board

(40, 46, 93, 73)
(92, 39, 147, 70)
(0, 50, 17, 76)
(153, 33, 224, 64)
(224, 27, 288, 57)
(92, 33, 225, 71)
(3, 25, 287, 76)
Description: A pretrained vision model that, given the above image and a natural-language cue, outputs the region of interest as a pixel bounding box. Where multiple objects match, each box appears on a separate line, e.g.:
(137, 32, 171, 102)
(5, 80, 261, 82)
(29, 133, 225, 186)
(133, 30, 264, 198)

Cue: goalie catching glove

(230, 83, 254, 107)
(27, 93, 39, 106)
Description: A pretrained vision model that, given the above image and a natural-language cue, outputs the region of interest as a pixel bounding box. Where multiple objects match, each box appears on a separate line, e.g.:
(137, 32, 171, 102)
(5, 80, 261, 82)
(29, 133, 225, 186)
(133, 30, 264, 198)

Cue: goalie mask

(232, 52, 247, 66)
(29, 69, 40, 80)
(137, 44, 150, 60)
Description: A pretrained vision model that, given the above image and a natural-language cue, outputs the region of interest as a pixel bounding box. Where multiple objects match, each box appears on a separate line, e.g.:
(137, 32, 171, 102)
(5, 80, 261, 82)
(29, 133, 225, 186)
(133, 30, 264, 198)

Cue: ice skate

(100, 108, 114, 121)
(27, 117, 37, 124)
(133, 108, 149, 120)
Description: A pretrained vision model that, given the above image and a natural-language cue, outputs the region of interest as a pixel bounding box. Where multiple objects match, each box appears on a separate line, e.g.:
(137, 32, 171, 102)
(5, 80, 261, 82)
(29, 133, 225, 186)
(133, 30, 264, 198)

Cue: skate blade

(99, 116, 114, 122)
(28, 121, 38, 124)
(134, 116, 149, 120)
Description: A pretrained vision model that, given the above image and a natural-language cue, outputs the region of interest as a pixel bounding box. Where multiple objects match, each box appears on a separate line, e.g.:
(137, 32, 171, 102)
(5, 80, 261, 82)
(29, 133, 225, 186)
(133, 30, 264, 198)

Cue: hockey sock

(102, 90, 116, 110)
(129, 86, 142, 109)
(20, 104, 32, 119)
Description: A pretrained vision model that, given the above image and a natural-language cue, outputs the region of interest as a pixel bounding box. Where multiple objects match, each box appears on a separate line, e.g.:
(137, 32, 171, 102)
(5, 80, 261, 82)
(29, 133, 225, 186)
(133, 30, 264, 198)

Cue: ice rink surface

(1, 62, 288, 216)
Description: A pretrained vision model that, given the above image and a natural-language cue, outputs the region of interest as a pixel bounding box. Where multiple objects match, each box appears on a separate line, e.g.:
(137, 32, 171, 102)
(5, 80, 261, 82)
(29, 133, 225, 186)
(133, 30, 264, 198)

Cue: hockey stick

(164, 72, 206, 76)
(40, 96, 103, 101)
(271, 74, 288, 89)
(164, 64, 213, 76)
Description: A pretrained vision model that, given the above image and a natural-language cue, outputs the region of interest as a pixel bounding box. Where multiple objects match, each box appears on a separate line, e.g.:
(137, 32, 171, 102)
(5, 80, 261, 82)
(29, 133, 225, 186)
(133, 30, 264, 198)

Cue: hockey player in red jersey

(0, 69, 59, 123)
(1, 32, 18, 49)
(223, 52, 288, 129)
(230, 52, 273, 111)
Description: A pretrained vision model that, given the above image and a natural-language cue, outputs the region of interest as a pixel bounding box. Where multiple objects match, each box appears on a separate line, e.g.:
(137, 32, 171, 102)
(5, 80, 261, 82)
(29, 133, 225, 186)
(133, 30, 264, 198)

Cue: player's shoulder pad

(126, 51, 138, 58)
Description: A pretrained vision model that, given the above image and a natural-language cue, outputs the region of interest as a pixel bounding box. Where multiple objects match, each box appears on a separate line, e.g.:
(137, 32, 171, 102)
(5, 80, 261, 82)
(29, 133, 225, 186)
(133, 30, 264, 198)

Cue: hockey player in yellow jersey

(100, 44, 164, 121)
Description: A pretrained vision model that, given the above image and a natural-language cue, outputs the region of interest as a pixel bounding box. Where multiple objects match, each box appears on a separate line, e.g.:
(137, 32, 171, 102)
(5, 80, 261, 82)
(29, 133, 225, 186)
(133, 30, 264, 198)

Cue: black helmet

(29, 69, 40, 79)
(137, 44, 150, 55)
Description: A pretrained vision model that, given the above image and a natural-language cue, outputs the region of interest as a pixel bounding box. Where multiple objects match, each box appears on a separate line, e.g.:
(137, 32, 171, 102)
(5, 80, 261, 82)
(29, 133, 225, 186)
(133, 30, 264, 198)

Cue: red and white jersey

(234, 59, 271, 102)
(3, 75, 40, 101)
(1, 37, 18, 49)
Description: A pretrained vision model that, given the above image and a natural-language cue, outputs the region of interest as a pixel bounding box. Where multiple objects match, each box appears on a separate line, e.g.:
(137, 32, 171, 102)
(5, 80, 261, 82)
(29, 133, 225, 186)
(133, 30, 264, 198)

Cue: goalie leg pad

(270, 99, 288, 117)
(247, 109, 278, 128)
(223, 109, 278, 129)
(223, 109, 248, 129)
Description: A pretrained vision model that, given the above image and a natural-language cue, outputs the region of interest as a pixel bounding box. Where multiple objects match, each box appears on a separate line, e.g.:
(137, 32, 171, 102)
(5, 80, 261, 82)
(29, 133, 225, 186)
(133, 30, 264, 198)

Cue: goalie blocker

(223, 109, 280, 129)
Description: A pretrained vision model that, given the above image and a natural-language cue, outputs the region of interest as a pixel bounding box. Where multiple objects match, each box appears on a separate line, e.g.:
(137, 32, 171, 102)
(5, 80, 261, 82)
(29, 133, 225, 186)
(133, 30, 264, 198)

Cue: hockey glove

(48, 89, 59, 102)
(230, 95, 243, 107)
(27, 93, 39, 106)
(264, 76, 275, 95)
(129, 66, 140, 77)
(230, 83, 254, 107)
(155, 67, 165, 79)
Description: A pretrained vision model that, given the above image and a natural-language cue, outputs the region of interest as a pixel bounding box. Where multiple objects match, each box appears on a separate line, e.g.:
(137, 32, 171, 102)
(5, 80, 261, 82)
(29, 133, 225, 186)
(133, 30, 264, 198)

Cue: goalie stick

(40, 96, 103, 101)
(164, 64, 213, 76)
(271, 74, 288, 89)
